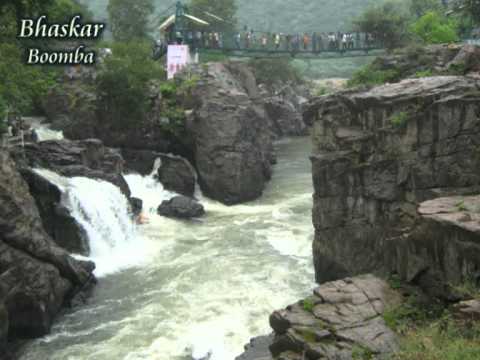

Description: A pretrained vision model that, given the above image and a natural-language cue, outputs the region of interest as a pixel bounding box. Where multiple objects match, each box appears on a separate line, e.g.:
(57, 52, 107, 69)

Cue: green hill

(80, 0, 376, 33)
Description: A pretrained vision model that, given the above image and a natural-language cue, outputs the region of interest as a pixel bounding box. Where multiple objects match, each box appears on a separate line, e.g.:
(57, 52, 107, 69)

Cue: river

(19, 137, 315, 360)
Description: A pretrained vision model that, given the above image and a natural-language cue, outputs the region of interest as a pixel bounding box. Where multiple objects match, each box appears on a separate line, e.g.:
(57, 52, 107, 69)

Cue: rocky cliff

(307, 75, 480, 293)
(0, 150, 95, 344)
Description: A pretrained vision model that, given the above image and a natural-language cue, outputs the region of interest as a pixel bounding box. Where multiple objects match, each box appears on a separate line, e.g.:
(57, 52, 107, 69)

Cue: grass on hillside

(384, 278, 480, 360)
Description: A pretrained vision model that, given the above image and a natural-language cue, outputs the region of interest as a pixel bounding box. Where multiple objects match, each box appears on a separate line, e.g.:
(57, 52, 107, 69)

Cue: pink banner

(167, 45, 189, 79)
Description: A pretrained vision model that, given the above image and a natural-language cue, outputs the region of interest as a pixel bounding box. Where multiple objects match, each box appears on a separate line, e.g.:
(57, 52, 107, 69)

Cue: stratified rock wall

(0, 150, 94, 340)
(308, 76, 480, 285)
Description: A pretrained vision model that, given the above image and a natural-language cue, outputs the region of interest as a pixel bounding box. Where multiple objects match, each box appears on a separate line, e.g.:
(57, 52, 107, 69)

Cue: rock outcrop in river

(306, 75, 480, 296)
(238, 274, 401, 359)
(186, 63, 276, 204)
(0, 150, 95, 343)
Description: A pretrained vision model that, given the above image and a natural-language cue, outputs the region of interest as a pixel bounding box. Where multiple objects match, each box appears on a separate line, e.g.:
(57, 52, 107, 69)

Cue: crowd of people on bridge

(170, 29, 379, 53)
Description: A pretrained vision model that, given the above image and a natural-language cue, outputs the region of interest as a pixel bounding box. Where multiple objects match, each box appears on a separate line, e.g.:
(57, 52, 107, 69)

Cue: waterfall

(27, 118, 64, 142)
(34, 169, 146, 277)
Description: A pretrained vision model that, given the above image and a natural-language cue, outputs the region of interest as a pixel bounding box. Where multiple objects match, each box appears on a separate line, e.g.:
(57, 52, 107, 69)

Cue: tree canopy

(353, 0, 410, 49)
(107, 0, 154, 41)
(410, 0, 444, 18)
(410, 11, 458, 43)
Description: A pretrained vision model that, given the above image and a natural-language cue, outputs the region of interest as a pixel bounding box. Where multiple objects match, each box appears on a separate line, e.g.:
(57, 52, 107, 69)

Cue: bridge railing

(172, 31, 383, 54)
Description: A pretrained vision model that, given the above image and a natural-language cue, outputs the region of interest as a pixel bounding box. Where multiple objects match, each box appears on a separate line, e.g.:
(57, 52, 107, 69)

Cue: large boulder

(307, 76, 480, 288)
(157, 154, 196, 197)
(187, 62, 275, 205)
(157, 196, 205, 219)
(0, 150, 95, 340)
(263, 96, 306, 137)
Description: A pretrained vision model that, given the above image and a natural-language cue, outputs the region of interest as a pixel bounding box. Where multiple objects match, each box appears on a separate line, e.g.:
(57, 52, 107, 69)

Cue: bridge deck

(197, 47, 385, 59)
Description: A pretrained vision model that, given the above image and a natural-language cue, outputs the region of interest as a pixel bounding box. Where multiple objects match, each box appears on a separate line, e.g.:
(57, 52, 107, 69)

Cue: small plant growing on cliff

(302, 298, 316, 313)
(352, 345, 375, 359)
(456, 200, 468, 212)
(390, 111, 409, 128)
(414, 69, 434, 78)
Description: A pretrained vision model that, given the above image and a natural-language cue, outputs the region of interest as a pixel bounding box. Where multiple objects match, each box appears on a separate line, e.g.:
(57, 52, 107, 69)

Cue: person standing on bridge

(235, 32, 241, 49)
(275, 33, 281, 50)
(303, 33, 310, 51)
(261, 34, 268, 48)
(245, 31, 250, 48)
(285, 34, 291, 51)
(312, 32, 317, 53)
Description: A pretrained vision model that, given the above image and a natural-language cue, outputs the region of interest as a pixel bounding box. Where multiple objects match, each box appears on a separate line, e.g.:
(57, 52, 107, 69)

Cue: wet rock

(0, 151, 95, 340)
(121, 149, 161, 176)
(264, 97, 306, 137)
(187, 62, 275, 205)
(157, 154, 196, 197)
(239, 275, 401, 360)
(308, 76, 480, 287)
(157, 196, 205, 219)
(21, 169, 90, 255)
(130, 197, 143, 217)
(13, 139, 130, 197)
(236, 335, 274, 360)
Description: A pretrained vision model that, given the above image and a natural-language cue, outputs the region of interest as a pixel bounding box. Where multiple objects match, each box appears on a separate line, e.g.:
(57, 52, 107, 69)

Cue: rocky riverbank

(0, 150, 96, 355)
(46, 61, 310, 205)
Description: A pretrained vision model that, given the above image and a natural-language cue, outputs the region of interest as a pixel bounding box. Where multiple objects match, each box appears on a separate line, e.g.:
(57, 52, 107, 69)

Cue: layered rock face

(0, 151, 95, 340)
(237, 275, 401, 360)
(187, 63, 276, 205)
(308, 75, 480, 287)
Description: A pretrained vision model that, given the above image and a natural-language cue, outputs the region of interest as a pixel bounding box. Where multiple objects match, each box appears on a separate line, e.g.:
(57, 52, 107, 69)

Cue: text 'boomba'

(18, 15, 105, 65)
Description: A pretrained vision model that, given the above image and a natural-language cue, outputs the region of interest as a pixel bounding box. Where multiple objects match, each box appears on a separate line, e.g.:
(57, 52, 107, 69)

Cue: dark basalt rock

(130, 197, 143, 217)
(157, 196, 205, 219)
(121, 149, 161, 176)
(12, 138, 130, 197)
(21, 169, 90, 255)
(264, 96, 306, 137)
(157, 154, 196, 197)
(235, 335, 274, 360)
(0, 151, 95, 342)
(187, 62, 275, 205)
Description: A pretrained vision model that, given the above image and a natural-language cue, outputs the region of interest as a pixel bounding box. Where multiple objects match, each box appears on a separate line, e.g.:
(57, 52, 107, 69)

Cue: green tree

(96, 41, 164, 130)
(455, 0, 480, 25)
(188, 0, 237, 31)
(410, 0, 444, 18)
(107, 0, 154, 41)
(410, 11, 459, 43)
(353, 0, 410, 50)
(0, 96, 7, 135)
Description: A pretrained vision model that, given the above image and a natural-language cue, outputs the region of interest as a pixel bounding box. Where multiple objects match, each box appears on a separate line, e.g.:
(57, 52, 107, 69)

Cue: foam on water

(28, 119, 64, 142)
(34, 169, 147, 277)
(21, 138, 315, 360)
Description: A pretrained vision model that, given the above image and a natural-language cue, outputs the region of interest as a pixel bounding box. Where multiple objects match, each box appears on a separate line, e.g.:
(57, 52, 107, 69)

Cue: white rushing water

(33, 169, 147, 277)
(26, 117, 64, 142)
(21, 138, 315, 360)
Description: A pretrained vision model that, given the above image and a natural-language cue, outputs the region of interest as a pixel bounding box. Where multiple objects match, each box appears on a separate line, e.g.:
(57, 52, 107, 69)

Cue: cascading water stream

(33, 169, 148, 277)
(21, 138, 315, 360)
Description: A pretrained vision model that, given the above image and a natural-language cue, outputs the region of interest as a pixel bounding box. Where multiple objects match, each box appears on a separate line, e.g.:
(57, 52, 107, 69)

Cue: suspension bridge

(153, 1, 385, 60)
